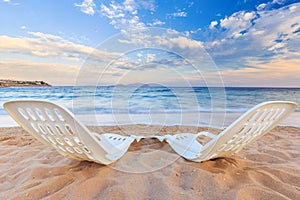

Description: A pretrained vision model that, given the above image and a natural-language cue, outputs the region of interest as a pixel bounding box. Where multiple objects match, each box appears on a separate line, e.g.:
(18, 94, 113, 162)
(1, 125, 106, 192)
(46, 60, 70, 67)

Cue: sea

(1, 86, 300, 128)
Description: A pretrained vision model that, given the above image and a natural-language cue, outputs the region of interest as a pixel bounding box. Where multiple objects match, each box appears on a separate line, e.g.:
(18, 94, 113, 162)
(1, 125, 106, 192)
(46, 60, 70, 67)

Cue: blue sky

(1, 0, 300, 86)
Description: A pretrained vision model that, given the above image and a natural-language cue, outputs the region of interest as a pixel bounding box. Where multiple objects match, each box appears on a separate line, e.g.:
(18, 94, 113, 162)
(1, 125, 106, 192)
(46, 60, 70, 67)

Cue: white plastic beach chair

(4, 100, 297, 164)
(4, 100, 136, 165)
(164, 101, 297, 162)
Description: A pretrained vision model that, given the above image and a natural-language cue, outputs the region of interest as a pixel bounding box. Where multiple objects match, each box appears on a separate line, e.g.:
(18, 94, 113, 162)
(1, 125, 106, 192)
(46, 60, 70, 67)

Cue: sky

(0, 0, 300, 87)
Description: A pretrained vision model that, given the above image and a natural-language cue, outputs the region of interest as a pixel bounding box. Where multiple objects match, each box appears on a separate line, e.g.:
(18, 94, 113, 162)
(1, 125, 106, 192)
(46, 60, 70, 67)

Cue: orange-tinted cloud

(221, 59, 300, 87)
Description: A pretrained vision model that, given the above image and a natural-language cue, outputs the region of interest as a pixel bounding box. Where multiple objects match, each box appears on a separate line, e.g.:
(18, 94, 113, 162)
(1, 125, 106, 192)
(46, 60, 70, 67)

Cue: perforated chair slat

(190, 101, 297, 162)
(4, 100, 136, 165)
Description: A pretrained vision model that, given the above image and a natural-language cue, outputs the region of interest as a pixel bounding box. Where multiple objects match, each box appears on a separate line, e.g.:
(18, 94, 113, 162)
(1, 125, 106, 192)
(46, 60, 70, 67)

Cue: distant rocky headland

(0, 80, 51, 87)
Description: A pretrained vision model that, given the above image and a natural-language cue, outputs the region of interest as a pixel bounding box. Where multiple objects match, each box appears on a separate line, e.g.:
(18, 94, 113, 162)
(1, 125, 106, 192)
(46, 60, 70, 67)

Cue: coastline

(0, 80, 51, 87)
(1, 112, 299, 128)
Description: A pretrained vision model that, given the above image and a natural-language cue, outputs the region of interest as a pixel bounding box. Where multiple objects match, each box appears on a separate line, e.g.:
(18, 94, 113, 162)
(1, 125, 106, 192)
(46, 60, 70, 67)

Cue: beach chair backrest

(4, 100, 113, 164)
(196, 101, 297, 161)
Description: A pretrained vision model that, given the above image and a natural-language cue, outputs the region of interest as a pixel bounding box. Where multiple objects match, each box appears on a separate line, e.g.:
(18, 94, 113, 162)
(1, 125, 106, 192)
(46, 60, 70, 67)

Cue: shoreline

(1, 112, 299, 128)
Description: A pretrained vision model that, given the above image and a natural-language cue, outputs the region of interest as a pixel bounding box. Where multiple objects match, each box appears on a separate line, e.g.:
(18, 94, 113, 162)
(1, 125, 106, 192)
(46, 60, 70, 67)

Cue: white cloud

(272, 0, 285, 5)
(99, 0, 157, 32)
(117, 29, 204, 55)
(0, 33, 116, 65)
(74, 0, 95, 16)
(204, 2, 300, 79)
(256, 3, 267, 10)
(167, 10, 188, 18)
(138, 0, 156, 12)
(77, 0, 160, 43)
(256, 0, 291, 11)
(168, 36, 204, 49)
(2, 0, 19, 5)
(20, 25, 26, 30)
(220, 11, 256, 35)
(28, 31, 65, 42)
(171, 11, 187, 17)
(268, 42, 285, 51)
(289, 5, 297, 12)
(100, 0, 149, 31)
(209, 21, 218, 29)
(148, 19, 165, 26)
(146, 53, 156, 62)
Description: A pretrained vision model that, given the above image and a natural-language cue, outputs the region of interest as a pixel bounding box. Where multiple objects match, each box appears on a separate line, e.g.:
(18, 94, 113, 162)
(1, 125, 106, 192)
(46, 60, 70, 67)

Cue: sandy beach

(0, 125, 299, 199)
(2, 0, 300, 199)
